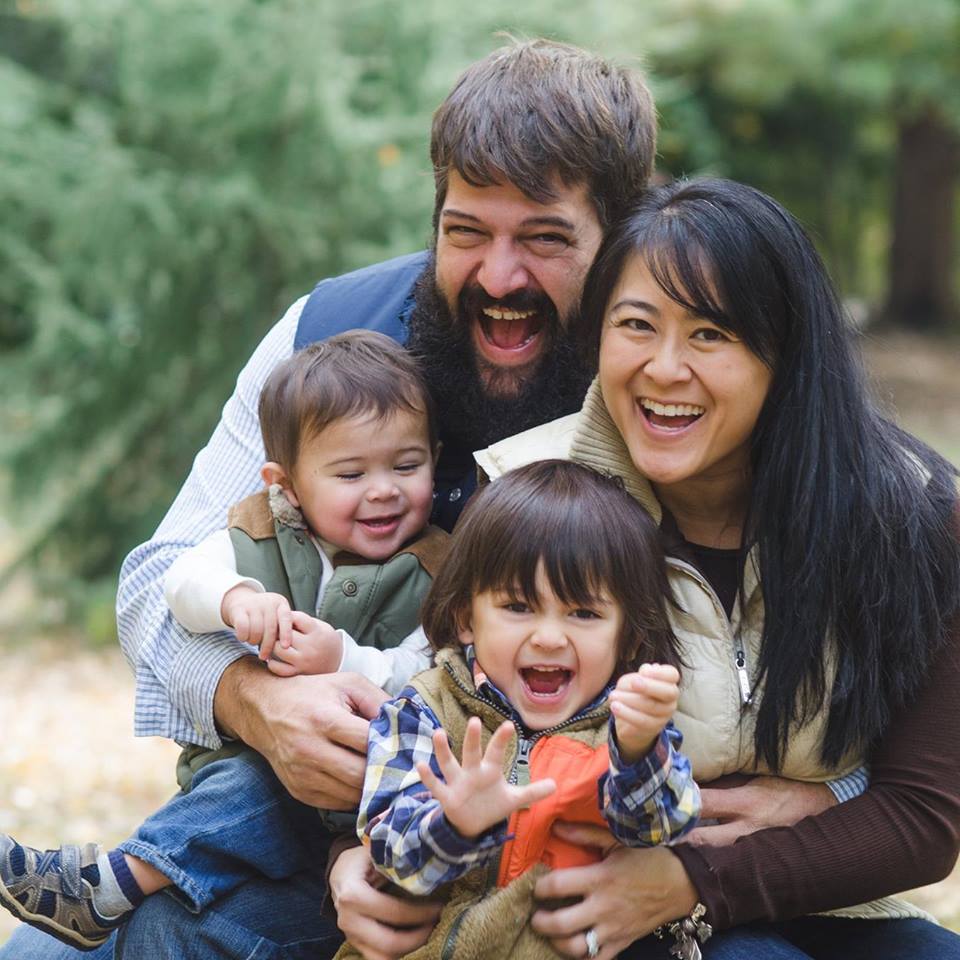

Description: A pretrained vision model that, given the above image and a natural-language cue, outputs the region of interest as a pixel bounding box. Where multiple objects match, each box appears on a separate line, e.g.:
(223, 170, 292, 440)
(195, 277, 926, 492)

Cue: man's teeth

(482, 307, 535, 321)
(640, 399, 705, 417)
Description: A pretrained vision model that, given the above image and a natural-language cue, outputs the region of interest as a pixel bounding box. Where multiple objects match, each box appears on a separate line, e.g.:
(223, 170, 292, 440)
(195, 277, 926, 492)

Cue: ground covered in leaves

(1, 331, 958, 946)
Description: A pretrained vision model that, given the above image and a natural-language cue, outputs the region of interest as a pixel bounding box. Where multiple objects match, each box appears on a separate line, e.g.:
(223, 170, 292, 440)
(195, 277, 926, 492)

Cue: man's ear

(261, 462, 300, 508)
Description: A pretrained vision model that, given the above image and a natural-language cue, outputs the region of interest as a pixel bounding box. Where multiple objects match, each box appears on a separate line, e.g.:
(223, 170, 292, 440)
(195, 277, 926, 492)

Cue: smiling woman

(477, 178, 960, 959)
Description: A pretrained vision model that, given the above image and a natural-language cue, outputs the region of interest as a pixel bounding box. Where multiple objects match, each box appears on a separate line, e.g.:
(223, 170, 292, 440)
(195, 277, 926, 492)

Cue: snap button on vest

(448, 487, 461, 502)
(342, 580, 358, 597)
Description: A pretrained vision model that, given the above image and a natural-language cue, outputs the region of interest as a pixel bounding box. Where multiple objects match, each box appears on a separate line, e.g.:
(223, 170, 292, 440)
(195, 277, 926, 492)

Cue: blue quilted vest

(294, 251, 475, 531)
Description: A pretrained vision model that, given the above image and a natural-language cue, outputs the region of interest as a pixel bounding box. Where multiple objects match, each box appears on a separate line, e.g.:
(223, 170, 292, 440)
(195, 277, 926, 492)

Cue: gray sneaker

(0, 836, 127, 950)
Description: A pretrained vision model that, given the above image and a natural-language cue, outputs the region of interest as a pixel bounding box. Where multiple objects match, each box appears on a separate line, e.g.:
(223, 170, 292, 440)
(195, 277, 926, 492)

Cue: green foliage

(1, 0, 957, 595)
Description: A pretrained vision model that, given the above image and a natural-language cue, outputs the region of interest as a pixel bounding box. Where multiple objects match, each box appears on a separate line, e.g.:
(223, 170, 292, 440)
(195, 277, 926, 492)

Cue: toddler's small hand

(221, 586, 292, 656)
(609, 663, 680, 764)
(416, 718, 555, 839)
(266, 611, 344, 677)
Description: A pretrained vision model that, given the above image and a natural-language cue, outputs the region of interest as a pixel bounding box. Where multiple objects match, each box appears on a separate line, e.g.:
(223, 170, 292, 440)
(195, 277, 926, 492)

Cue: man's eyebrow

(610, 298, 660, 315)
(440, 210, 576, 232)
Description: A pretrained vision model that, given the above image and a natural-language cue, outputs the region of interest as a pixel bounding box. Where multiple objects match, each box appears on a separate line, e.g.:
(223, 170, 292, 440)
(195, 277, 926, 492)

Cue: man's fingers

(698, 785, 751, 821)
(683, 821, 750, 847)
(339, 673, 391, 721)
(548, 821, 621, 857)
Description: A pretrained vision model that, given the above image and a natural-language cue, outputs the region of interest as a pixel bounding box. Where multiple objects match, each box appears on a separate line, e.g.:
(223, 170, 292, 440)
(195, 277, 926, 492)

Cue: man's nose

(476, 241, 529, 299)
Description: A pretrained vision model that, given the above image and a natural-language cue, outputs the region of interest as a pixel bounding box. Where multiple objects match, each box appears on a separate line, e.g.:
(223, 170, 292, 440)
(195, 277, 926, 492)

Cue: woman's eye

(693, 326, 730, 343)
(614, 317, 654, 333)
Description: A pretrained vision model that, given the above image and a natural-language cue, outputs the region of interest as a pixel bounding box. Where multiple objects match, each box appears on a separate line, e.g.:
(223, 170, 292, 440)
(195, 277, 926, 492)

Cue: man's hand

(267, 611, 344, 678)
(220, 586, 292, 657)
(329, 845, 441, 960)
(608, 663, 680, 764)
(214, 659, 388, 807)
(417, 719, 556, 839)
(686, 774, 838, 846)
(531, 823, 698, 960)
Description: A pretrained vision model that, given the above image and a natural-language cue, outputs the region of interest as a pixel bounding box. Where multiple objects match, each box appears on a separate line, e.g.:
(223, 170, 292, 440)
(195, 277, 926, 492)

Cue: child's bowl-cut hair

(422, 460, 679, 674)
(258, 330, 437, 473)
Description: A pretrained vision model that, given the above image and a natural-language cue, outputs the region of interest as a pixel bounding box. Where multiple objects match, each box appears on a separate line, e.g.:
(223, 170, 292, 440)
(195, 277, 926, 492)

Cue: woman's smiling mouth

(638, 397, 705, 431)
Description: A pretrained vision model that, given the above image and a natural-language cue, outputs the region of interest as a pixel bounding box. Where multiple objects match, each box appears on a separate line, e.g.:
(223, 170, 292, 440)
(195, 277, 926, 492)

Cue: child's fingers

(277, 602, 293, 649)
(515, 777, 556, 808)
(288, 610, 317, 633)
(261, 610, 279, 662)
(432, 728, 462, 782)
(638, 663, 680, 684)
(267, 658, 299, 677)
(482, 721, 516, 768)
(461, 717, 485, 768)
(615, 672, 679, 705)
(610, 698, 665, 736)
(233, 610, 250, 645)
(416, 760, 446, 801)
(609, 688, 675, 723)
(259, 623, 278, 662)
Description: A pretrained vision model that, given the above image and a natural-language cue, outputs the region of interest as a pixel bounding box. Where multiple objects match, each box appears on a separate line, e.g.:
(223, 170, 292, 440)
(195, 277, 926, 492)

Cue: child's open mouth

(358, 515, 401, 534)
(520, 666, 572, 700)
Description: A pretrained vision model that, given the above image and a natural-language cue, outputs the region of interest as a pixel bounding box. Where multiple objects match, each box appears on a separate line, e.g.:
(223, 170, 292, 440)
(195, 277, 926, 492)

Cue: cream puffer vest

(475, 379, 930, 923)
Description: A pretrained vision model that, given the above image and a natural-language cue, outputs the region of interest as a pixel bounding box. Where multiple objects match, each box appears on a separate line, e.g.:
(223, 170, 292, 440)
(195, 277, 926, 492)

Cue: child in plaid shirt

(345, 460, 700, 960)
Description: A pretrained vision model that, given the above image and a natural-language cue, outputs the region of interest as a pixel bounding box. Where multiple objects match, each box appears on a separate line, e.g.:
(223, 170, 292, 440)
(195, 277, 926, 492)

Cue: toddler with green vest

(0, 331, 450, 951)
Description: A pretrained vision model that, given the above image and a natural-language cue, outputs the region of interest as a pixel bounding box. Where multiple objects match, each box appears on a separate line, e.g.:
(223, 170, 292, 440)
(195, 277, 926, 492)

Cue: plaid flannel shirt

(358, 646, 700, 896)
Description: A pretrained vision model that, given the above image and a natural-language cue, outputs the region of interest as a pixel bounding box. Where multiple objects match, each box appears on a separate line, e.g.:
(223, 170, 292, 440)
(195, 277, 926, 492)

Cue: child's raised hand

(416, 718, 556, 840)
(221, 586, 293, 657)
(265, 611, 344, 678)
(608, 663, 681, 764)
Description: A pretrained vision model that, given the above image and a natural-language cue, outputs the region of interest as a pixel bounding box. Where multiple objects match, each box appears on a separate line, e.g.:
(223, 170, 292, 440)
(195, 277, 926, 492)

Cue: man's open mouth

(478, 306, 545, 351)
(639, 398, 705, 431)
(520, 665, 572, 698)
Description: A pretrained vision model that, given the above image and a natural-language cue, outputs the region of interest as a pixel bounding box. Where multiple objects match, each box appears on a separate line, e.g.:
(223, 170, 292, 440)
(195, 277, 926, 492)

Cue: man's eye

(446, 225, 482, 239)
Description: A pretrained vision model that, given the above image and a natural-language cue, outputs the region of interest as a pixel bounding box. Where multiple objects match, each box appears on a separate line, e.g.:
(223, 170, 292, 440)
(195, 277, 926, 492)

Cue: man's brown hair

(430, 38, 657, 230)
(258, 330, 436, 473)
(421, 460, 679, 674)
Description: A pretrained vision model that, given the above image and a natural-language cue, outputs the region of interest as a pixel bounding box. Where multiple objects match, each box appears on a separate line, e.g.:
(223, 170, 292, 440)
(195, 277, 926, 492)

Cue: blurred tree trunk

(884, 110, 960, 330)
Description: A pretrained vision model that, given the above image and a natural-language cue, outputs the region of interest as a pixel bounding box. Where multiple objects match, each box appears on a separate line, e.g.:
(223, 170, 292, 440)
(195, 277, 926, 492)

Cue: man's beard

(405, 256, 595, 456)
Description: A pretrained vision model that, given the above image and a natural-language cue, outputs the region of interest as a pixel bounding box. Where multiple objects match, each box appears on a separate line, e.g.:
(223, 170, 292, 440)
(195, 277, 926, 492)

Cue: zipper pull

(736, 650, 753, 705)
(510, 735, 534, 784)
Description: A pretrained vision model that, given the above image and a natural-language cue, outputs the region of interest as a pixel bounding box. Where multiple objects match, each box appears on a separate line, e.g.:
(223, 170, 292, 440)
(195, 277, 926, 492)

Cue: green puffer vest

(175, 487, 449, 791)
(335, 648, 610, 960)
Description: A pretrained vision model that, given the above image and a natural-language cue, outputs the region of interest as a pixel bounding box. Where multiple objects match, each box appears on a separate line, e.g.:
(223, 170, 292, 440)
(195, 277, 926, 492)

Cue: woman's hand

(329, 845, 442, 960)
(687, 774, 837, 846)
(531, 823, 698, 959)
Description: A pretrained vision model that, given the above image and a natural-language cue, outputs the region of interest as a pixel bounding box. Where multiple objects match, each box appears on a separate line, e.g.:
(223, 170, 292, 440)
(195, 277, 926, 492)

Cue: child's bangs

(470, 503, 617, 609)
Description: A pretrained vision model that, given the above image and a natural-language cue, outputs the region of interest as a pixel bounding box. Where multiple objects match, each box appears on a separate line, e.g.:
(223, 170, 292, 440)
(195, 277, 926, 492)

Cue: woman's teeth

(640, 398, 705, 417)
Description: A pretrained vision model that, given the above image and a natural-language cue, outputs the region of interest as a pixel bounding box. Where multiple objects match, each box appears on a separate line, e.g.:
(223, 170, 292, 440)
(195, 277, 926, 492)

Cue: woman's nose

(643, 339, 692, 385)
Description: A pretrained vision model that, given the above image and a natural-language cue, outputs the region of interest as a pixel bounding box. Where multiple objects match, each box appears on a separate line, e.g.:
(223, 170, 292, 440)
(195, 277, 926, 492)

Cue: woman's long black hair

(581, 178, 960, 769)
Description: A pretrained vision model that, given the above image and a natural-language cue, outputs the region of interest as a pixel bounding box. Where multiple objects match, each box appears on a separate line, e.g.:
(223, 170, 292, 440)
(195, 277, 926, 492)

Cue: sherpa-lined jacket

(473, 377, 936, 927)
(333, 645, 698, 960)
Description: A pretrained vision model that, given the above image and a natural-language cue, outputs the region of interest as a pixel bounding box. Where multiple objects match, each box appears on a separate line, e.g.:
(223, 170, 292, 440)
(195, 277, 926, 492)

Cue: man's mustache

(458, 283, 557, 320)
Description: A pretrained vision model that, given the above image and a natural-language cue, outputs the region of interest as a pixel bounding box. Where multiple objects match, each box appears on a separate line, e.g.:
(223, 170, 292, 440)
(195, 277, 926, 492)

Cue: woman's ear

(261, 462, 300, 508)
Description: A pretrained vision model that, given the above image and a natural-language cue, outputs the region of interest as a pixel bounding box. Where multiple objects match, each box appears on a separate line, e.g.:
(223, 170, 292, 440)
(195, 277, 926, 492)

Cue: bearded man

(1, 38, 656, 960)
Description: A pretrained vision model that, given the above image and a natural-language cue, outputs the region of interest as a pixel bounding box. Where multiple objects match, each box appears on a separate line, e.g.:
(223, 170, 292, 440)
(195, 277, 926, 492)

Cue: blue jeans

(0, 748, 344, 959)
(0, 872, 343, 959)
(117, 747, 327, 912)
(620, 916, 960, 959)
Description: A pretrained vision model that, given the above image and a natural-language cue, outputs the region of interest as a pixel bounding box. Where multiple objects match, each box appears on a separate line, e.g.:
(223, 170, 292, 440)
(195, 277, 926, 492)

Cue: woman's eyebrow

(610, 298, 660, 315)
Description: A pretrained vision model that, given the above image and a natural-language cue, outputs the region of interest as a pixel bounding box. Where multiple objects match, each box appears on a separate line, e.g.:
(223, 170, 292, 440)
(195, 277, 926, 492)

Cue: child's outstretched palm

(416, 718, 556, 839)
